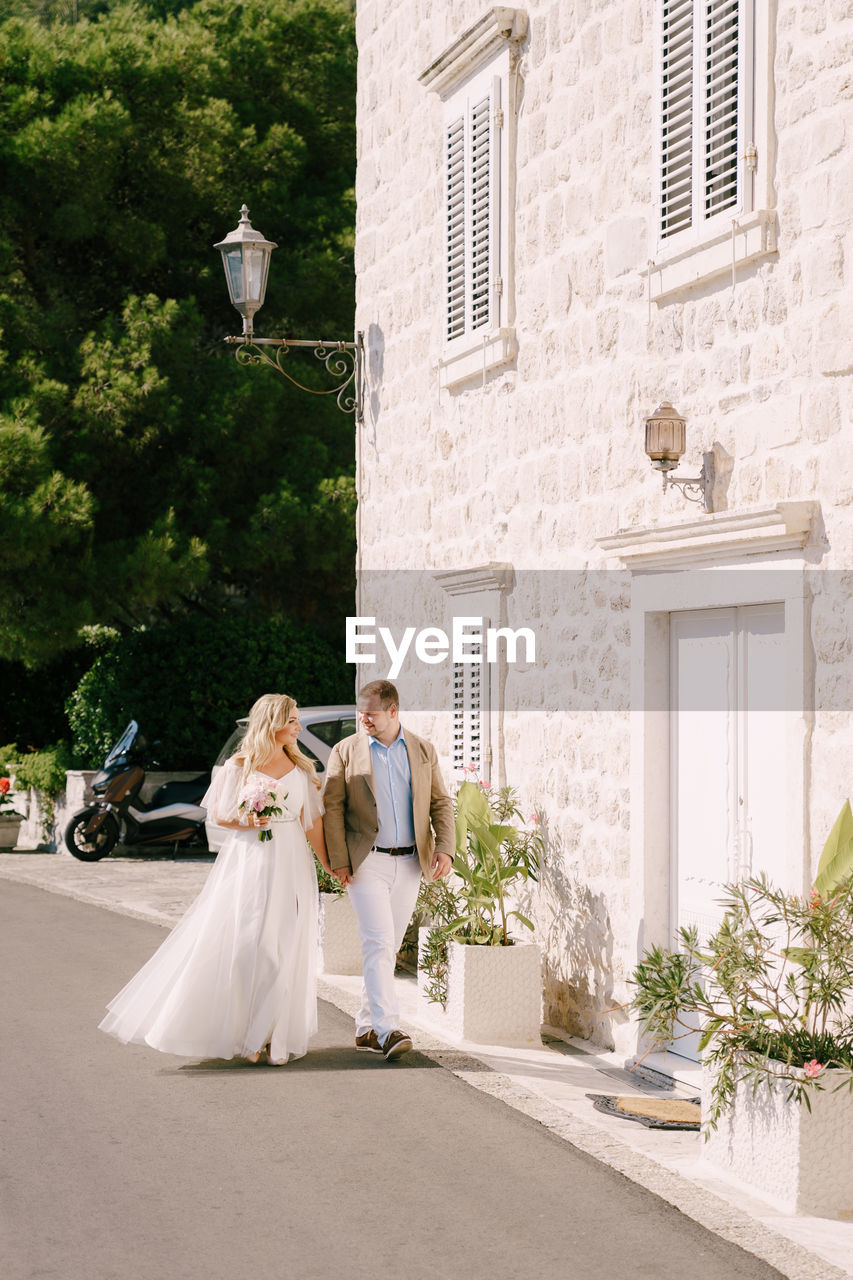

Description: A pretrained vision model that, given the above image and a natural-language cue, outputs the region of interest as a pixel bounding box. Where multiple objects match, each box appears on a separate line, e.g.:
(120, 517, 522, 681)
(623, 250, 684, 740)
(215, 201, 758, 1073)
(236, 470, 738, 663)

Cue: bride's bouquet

(238, 781, 285, 843)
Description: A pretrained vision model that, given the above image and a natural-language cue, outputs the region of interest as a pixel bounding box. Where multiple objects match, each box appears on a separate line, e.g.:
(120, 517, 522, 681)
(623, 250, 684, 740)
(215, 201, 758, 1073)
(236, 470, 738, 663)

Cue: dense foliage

(0, 741, 72, 799)
(66, 612, 354, 768)
(0, 628, 119, 747)
(0, 0, 357, 671)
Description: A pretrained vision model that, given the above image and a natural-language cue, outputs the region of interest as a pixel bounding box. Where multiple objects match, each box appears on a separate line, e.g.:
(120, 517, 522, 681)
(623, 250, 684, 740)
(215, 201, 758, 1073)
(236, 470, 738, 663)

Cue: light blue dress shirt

(369, 727, 416, 848)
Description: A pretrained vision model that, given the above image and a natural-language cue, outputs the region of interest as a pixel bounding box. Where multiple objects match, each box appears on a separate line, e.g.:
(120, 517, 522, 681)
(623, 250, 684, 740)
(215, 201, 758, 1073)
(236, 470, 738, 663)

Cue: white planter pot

(318, 892, 362, 975)
(419, 930, 542, 1046)
(0, 815, 22, 849)
(702, 1062, 853, 1218)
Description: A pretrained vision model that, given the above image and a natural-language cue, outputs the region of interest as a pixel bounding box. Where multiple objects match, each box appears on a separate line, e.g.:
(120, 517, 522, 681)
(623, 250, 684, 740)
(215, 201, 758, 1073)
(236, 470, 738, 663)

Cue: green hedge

(66, 614, 354, 769)
(0, 743, 72, 798)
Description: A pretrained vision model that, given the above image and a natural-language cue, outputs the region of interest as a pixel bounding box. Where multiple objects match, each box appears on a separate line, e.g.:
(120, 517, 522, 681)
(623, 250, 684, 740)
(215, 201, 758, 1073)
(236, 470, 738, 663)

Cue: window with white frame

(420, 9, 525, 388)
(648, 0, 775, 300)
(434, 566, 512, 781)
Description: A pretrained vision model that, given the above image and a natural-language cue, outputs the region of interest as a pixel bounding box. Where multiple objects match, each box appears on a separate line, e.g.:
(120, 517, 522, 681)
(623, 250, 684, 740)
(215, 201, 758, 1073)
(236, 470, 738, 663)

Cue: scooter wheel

(65, 809, 120, 861)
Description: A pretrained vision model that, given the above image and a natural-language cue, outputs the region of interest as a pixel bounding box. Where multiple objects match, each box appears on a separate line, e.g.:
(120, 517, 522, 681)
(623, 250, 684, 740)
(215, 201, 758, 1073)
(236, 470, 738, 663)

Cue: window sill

(438, 327, 516, 390)
(643, 210, 777, 302)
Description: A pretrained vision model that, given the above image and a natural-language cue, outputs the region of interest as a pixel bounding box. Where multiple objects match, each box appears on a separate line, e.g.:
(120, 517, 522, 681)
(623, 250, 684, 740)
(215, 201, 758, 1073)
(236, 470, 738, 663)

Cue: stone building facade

(353, 1, 853, 1059)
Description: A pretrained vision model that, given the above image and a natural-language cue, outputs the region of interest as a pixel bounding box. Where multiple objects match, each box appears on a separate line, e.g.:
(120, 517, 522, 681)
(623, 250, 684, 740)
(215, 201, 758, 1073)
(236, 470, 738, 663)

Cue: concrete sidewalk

(2, 852, 851, 1280)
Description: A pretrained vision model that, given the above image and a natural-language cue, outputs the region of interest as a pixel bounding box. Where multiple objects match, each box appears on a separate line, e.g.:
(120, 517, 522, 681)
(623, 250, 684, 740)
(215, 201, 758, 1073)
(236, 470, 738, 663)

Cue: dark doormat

(586, 1093, 701, 1130)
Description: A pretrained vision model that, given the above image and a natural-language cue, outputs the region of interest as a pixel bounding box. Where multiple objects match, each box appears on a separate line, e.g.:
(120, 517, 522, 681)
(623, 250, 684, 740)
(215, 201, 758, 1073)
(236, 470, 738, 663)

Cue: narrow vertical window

(422, 16, 524, 387)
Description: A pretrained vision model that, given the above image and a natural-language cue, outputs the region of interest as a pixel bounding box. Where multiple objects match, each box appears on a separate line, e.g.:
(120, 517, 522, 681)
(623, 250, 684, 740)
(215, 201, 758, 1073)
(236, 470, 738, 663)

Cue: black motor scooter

(64, 721, 210, 861)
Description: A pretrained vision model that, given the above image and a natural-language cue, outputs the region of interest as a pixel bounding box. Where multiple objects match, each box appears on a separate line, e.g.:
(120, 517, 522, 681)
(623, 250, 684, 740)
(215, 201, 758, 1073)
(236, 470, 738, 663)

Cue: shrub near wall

(67, 614, 353, 769)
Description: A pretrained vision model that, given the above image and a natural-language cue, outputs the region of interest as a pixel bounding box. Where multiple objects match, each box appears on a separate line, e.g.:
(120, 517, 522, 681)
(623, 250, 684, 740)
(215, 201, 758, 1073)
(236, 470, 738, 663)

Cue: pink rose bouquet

(238, 781, 284, 843)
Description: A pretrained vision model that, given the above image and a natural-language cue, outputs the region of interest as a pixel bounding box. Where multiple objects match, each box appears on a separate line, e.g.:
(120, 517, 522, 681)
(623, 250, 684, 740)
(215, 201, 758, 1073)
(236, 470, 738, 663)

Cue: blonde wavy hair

(232, 693, 321, 791)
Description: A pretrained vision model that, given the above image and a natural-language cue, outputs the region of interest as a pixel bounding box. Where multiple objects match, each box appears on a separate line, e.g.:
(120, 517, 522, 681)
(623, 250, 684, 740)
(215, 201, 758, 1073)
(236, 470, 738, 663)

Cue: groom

(322, 680, 455, 1060)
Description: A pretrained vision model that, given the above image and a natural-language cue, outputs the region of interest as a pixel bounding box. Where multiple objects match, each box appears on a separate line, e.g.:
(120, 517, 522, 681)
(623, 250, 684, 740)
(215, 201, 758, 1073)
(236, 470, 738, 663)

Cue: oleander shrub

(67, 613, 353, 769)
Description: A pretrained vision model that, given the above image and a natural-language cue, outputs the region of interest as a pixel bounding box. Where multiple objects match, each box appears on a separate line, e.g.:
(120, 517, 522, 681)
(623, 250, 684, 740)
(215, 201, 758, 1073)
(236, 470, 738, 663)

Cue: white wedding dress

(99, 760, 322, 1063)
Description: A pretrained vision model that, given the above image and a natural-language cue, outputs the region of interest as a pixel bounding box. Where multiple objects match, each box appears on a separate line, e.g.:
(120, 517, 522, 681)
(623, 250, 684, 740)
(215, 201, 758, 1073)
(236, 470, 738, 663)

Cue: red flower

(0, 777, 10, 795)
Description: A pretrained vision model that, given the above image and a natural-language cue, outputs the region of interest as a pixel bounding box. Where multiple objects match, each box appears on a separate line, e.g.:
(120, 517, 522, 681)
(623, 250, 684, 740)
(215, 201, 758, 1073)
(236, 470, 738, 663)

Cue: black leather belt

(374, 845, 416, 856)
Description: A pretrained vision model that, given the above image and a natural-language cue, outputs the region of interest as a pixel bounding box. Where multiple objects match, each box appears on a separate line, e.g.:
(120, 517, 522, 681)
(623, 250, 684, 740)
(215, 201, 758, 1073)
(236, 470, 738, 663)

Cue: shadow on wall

(367, 321, 384, 444)
(536, 841, 617, 1050)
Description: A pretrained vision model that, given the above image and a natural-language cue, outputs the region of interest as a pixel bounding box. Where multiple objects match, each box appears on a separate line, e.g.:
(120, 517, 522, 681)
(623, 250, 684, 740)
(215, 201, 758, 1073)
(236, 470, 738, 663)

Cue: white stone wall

(355, 0, 853, 1049)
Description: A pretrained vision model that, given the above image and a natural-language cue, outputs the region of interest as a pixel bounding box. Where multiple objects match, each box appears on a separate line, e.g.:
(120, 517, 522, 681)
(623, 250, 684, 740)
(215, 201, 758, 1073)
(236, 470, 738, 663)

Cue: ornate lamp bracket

(225, 333, 364, 426)
(657, 452, 716, 512)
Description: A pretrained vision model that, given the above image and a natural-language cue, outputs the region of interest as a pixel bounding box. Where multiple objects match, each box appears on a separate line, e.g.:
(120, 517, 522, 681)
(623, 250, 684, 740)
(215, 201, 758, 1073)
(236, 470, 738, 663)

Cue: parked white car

(204, 704, 356, 852)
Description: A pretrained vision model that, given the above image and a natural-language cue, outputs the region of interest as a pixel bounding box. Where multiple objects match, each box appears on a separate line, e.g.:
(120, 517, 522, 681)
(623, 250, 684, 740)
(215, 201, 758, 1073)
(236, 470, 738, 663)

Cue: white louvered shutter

(660, 0, 748, 242)
(445, 115, 466, 340)
(703, 0, 740, 219)
(451, 623, 490, 776)
(661, 0, 694, 238)
(469, 91, 492, 332)
(444, 69, 501, 343)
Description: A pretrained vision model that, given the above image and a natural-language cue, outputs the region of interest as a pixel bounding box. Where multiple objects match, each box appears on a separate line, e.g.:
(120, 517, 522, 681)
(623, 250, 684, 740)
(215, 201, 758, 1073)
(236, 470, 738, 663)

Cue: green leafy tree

(0, 0, 356, 668)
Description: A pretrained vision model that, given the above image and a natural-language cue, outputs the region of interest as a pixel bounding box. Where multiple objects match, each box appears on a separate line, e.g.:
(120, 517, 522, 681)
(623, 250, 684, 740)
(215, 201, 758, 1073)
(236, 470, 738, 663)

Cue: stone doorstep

(0, 854, 850, 1280)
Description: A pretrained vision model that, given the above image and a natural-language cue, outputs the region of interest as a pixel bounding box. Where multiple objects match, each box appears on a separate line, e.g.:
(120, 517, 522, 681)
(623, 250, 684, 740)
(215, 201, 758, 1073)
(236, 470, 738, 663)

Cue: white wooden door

(670, 603, 787, 1059)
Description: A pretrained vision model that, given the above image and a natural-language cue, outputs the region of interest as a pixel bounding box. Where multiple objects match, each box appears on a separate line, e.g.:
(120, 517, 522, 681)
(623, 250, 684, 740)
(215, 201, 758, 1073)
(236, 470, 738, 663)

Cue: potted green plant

(629, 802, 853, 1218)
(418, 777, 544, 1045)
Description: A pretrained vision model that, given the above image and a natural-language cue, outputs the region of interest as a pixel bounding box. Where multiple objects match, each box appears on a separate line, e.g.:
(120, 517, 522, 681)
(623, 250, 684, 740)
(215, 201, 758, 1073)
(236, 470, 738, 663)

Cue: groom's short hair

(358, 679, 399, 709)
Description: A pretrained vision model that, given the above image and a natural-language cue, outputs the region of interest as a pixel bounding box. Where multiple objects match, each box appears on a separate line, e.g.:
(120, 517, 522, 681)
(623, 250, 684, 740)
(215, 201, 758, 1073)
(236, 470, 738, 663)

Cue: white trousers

(346, 850, 422, 1042)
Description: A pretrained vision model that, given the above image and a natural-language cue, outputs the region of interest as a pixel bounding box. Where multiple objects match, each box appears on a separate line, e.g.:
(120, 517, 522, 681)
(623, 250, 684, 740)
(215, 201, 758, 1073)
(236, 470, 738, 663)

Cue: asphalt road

(1, 881, 784, 1280)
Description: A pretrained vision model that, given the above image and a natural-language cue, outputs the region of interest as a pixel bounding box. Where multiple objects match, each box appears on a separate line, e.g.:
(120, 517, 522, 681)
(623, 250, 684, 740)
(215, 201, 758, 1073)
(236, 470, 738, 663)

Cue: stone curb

(1, 858, 846, 1280)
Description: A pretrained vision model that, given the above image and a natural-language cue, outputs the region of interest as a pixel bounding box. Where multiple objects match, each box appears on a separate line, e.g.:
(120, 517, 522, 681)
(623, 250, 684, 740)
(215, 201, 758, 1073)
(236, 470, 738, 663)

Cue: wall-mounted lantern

(215, 204, 363, 425)
(644, 401, 714, 511)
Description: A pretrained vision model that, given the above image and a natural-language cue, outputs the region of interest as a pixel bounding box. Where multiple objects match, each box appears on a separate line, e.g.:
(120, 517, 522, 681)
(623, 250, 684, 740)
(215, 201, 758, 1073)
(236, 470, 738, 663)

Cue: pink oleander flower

(528, 813, 540, 825)
(808, 888, 821, 911)
(803, 1059, 823, 1079)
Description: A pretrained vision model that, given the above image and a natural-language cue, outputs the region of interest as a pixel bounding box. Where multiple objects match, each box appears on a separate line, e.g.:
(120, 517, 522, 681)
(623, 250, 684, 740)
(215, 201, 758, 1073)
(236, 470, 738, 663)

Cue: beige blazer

(322, 728, 455, 880)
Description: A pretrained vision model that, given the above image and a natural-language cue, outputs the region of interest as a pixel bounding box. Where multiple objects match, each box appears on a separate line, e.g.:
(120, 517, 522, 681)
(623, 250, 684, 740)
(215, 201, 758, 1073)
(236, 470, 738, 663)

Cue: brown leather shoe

(355, 1030, 383, 1053)
(381, 1029, 413, 1060)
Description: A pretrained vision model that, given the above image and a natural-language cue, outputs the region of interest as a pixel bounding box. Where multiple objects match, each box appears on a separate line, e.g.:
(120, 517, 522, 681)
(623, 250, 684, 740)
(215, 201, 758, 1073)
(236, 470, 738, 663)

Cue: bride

(99, 693, 330, 1065)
